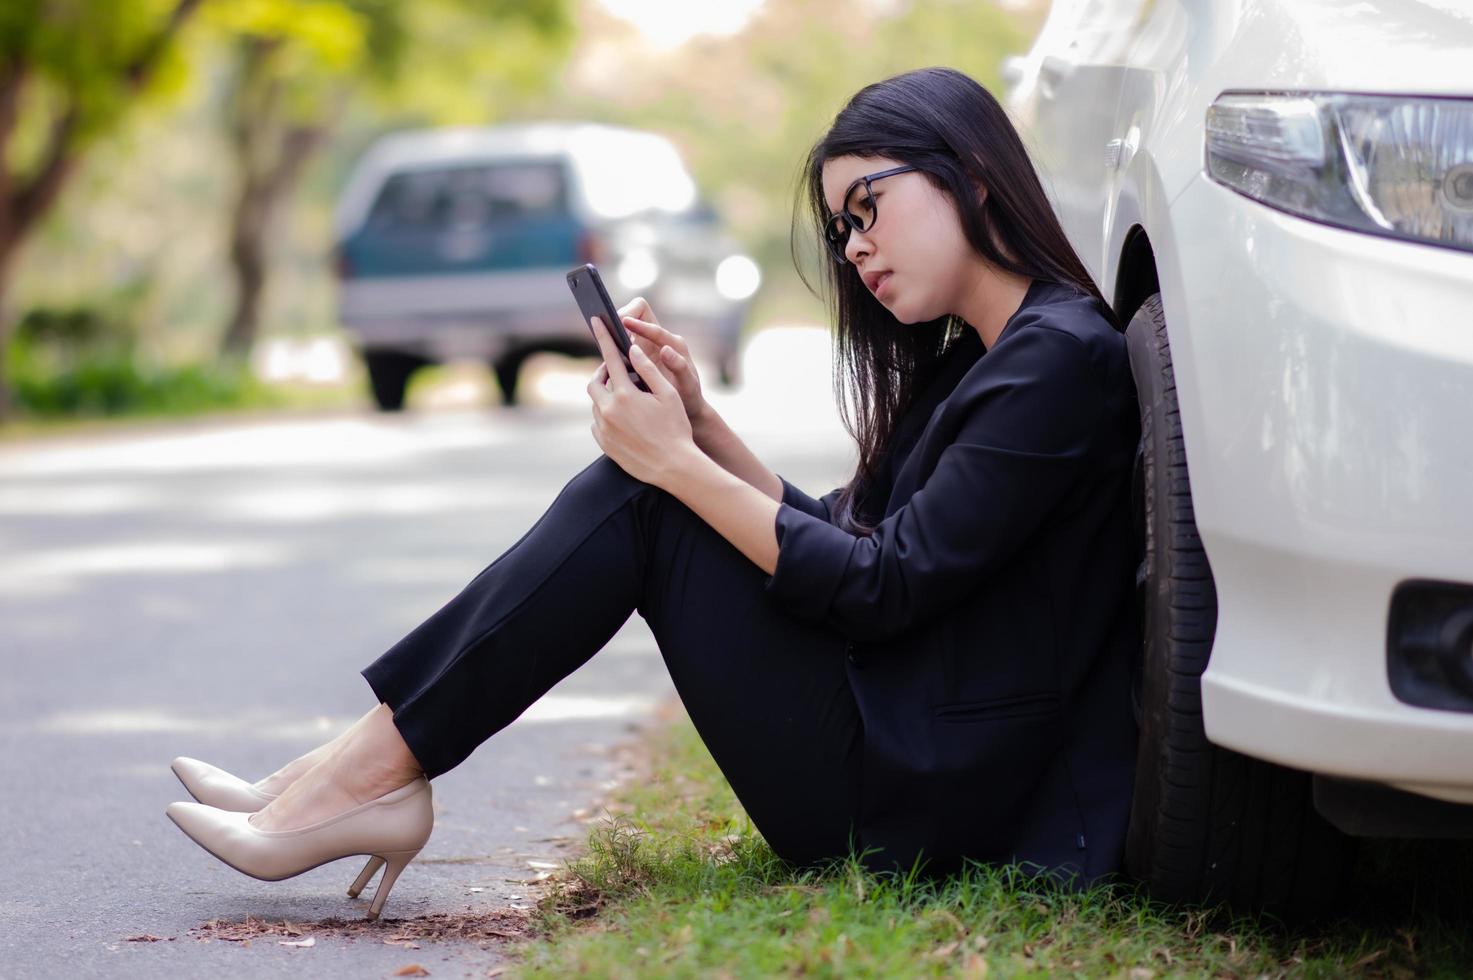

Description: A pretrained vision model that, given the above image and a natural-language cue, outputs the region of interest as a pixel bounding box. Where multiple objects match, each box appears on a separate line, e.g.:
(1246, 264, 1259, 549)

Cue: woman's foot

(251, 743, 336, 797)
(248, 703, 424, 833)
(251, 704, 383, 796)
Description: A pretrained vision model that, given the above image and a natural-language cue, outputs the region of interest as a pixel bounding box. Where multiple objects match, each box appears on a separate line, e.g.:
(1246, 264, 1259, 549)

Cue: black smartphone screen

(566, 263, 650, 392)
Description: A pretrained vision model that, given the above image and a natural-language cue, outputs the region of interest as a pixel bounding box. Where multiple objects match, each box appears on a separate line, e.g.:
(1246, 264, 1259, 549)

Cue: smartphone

(566, 263, 650, 392)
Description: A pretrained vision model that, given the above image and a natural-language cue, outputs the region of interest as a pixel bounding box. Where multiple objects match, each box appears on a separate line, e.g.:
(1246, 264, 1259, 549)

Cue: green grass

(512, 712, 1473, 978)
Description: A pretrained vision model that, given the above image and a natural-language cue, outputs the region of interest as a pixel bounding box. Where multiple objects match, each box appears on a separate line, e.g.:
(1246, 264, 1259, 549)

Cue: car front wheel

(1123, 292, 1353, 919)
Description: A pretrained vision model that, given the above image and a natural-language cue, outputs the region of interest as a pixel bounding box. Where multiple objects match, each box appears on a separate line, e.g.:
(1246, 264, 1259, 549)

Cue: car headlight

(715, 255, 760, 300)
(1205, 92, 1473, 253)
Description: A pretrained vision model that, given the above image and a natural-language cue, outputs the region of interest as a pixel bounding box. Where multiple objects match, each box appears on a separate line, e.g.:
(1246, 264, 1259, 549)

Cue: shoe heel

(366, 848, 420, 920)
(346, 856, 386, 899)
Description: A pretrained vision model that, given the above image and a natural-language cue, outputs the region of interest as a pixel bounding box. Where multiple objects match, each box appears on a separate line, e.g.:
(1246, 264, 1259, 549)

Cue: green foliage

(201, 0, 576, 121)
(14, 302, 138, 364)
(515, 714, 1473, 978)
(365, 0, 577, 123)
(5, 301, 285, 418)
(207, 0, 368, 71)
(0, 0, 193, 150)
(7, 354, 275, 418)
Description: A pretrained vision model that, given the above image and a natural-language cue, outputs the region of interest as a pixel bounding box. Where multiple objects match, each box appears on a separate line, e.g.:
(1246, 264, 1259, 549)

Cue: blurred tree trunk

(219, 38, 341, 359)
(0, 71, 81, 420)
(0, 0, 203, 422)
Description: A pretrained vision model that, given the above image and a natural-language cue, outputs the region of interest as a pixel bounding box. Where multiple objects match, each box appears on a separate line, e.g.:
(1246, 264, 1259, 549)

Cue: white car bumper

(338, 269, 576, 360)
(337, 268, 745, 362)
(1163, 173, 1473, 804)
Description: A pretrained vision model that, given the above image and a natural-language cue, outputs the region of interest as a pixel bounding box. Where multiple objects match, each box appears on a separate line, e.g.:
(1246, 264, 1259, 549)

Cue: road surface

(0, 330, 852, 977)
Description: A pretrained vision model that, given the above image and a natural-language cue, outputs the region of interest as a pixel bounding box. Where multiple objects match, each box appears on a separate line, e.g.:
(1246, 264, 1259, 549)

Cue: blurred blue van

(333, 122, 759, 409)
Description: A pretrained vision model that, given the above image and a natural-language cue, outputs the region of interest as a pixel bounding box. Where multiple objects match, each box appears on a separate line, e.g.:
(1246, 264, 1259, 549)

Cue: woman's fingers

(603, 313, 668, 371)
(586, 368, 609, 407)
(660, 344, 702, 382)
(617, 296, 657, 325)
(588, 317, 633, 390)
(670, 351, 695, 383)
(628, 332, 661, 361)
(628, 344, 676, 398)
(623, 315, 687, 356)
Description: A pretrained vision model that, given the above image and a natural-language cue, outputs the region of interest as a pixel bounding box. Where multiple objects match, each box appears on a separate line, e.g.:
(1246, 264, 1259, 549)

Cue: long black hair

(791, 66, 1116, 536)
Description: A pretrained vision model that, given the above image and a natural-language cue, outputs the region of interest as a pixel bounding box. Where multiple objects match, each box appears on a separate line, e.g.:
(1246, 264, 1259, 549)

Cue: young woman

(166, 66, 1141, 919)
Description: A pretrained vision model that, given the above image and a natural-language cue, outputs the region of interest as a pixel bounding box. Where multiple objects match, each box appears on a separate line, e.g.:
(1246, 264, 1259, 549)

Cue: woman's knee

(553, 454, 655, 518)
(580, 453, 640, 488)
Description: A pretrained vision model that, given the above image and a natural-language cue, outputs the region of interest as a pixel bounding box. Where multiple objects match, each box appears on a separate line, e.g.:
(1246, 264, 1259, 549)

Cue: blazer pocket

(933, 692, 1060, 723)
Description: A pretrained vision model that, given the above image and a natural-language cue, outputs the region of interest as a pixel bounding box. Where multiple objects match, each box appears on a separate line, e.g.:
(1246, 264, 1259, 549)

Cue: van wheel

(1123, 292, 1353, 919)
(493, 351, 528, 407)
(365, 350, 427, 412)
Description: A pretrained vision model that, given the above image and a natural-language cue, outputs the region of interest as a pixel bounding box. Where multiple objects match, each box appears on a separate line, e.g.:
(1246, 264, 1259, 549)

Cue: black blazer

(766, 278, 1140, 882)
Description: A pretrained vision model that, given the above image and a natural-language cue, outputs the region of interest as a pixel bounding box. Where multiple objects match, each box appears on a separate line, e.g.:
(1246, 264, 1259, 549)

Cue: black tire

(493, 350, 529, 407)
(365, 350, 427, 412)
(1123, 293, 1354, 919)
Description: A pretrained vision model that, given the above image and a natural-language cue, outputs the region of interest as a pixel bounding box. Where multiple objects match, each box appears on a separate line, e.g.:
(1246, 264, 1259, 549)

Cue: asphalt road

(0, 335, 852, 978)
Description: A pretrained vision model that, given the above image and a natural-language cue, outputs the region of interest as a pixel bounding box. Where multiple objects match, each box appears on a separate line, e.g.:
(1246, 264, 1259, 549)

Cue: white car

(1005, 0, 1473, 912)
(333, 123, 759, 409)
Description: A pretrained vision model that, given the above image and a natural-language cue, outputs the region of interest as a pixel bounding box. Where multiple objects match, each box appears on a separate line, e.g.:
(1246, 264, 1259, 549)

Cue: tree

(210, 0, 575, 360)
(0, 0, 204, 421)
(525, 0, 1032, 323)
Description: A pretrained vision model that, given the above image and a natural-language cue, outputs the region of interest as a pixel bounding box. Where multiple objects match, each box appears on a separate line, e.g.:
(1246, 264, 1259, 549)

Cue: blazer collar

(876, 278, 1058, 516)
(895, 277, 1052, 448)
(984, 277, 1049, 352)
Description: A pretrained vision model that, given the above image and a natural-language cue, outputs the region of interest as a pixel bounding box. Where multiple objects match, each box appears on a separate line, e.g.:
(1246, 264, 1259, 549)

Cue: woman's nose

(844, 227, 872, 264)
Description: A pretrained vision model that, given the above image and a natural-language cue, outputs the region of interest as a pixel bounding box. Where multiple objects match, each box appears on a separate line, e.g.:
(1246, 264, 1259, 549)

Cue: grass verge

(511, 709, 1472, 978)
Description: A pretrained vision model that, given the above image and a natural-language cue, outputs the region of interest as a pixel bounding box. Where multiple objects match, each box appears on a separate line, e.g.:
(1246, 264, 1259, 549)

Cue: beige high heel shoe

(171, 756, 278, 811)
(166, 776, 433, 920)
(171, 755, 385, 899)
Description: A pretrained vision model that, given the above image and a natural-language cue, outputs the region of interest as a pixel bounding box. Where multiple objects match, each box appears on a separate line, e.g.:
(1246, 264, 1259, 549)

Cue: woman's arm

(696, 405, 846, 524)
(662, 442, 781, 575)
(586, 319, 782, 576)
(763, 325, 1109, 641)
(691, 407, 784, 503)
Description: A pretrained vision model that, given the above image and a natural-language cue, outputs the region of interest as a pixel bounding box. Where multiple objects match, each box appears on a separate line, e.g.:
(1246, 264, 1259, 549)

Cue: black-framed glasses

(823, 164, 917, 264)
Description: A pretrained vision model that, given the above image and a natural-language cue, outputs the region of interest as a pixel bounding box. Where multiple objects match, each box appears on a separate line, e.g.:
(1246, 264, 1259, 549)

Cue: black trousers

(361, 453, 864, 868)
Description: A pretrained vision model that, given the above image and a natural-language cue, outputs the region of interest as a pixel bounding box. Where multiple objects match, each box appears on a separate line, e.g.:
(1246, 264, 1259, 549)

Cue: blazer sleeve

(763, 325, 1104, 641)
(775, 475, 844, 523)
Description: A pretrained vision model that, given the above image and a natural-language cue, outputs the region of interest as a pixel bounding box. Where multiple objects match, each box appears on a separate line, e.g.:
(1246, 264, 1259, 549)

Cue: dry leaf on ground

(188, 909, 537, 946)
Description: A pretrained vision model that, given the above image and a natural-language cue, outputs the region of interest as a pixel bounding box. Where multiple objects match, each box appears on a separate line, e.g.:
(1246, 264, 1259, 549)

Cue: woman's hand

(585, 315, 697, 488)
(616, 296, 709, 427)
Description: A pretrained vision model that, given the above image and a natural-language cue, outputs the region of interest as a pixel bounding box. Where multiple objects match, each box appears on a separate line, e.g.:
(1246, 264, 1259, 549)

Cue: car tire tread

(1122, 292, 1353, 920)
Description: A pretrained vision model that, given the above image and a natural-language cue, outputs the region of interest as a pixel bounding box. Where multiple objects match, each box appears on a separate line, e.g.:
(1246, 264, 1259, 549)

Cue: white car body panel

(1008, 0, 1473, 803)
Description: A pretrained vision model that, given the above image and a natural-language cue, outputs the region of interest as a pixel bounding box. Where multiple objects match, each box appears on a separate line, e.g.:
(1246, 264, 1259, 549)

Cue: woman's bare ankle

(253, 745, 332, 795)
(248, 756, 364, 831)
(250, 703, 383, 794)
(249, 702, 420, 810)
(336, 705, 424, 801)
